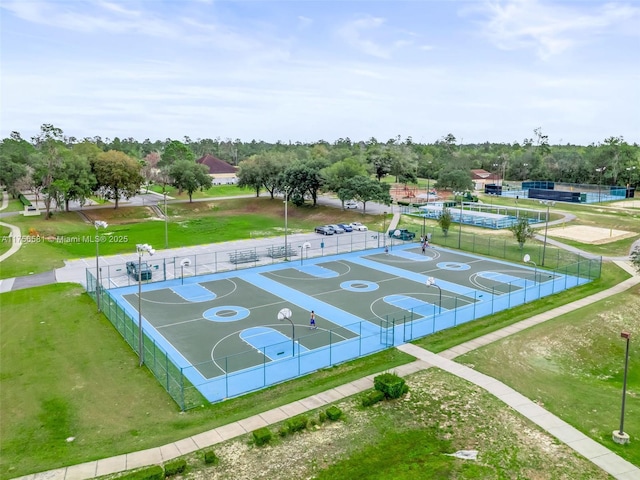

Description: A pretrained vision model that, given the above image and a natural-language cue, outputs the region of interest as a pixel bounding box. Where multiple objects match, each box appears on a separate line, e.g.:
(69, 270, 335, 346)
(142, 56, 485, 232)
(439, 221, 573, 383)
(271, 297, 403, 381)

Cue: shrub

(374, 372, 408, 399)
(203, 450, 218, 465)
(119, 465, 164, 480)
(318, 411, 327, 424)
(253, 427, 272, 446)
(163, 459, 186, 477)
(285, 415, 308, 434)
(278, 426, 288, 437)
(325, 405, 342, 421)
(361, 389, 386, 407)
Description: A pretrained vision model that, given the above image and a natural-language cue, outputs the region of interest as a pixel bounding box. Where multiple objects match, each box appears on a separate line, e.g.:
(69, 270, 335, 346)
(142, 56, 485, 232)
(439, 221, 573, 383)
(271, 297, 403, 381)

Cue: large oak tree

(93, 150, 143, 208)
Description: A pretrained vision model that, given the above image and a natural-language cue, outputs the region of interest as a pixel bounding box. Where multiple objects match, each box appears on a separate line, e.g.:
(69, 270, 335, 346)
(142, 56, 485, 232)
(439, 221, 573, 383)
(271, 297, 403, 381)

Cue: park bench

(229, 250, 258, 264)
(266, 245, 296, 258)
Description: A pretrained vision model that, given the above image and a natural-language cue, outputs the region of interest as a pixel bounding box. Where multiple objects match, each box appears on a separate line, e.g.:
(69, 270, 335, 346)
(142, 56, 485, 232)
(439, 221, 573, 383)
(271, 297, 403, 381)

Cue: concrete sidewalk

(397, 344, 640, 480)
(17, 260, 640, 480)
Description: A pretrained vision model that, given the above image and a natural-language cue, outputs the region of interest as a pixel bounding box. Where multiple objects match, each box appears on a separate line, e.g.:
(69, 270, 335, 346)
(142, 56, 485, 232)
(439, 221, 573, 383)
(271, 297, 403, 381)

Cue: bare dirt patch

(546, 225, 636, 244)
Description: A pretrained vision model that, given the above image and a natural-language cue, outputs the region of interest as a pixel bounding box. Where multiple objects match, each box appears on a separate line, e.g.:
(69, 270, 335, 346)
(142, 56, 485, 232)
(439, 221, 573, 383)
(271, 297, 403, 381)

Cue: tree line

(1, 125, 638, 219)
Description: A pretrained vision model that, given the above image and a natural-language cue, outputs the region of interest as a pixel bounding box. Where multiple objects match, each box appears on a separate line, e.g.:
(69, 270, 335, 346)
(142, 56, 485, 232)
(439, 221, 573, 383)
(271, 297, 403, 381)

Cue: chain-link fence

(86, 246, 600, 410)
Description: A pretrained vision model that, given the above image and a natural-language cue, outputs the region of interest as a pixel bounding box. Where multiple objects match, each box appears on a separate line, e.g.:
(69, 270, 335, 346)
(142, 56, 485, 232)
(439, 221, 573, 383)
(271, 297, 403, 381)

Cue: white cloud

(297, 15, 313, 29)
(1, 1, 637, 144)
(97, 1, 141, 17)
(337, 16, 391, 59)
(475, 0, 640, 59)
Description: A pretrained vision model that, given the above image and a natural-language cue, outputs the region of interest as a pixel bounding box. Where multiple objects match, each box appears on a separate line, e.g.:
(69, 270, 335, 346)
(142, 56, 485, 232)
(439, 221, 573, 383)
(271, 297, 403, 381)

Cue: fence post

(491, 286, 495, 314)
(329, 330, 332, 365)
(473, 291, 477, 319)
(166, 355, 170, 391)
(180, 368, 185, 411)
(454, 297, 458, 326)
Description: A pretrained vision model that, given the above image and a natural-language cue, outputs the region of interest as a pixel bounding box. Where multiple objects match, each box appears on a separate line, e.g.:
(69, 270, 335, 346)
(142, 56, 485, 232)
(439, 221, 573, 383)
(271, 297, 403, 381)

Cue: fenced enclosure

(86, 241, 601, 411)
(404, 203, 547, 230)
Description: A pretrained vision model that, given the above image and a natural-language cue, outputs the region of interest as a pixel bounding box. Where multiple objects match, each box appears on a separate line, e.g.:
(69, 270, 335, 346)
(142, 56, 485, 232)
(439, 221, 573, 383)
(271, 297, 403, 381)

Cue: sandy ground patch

(546, 225, 636, 244)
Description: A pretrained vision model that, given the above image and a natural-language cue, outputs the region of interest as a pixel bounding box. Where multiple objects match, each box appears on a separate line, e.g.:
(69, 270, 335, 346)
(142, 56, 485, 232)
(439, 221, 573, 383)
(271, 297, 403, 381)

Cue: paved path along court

(4, 192, 640, 479)
(15, 261, 640, 480)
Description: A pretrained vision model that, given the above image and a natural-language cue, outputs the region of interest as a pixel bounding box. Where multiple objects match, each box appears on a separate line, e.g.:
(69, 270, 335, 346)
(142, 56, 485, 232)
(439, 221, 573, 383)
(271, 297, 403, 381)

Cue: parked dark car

(337, 223, 353, 232)
(314, 225, 334, 235)
(126, 261, 152, 280)
(389, 229, 416, 241)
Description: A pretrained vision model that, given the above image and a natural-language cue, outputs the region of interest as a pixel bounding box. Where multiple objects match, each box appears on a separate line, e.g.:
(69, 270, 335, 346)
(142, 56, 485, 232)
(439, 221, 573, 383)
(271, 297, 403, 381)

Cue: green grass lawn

(0, 225, 12, 256)
(0, 198, 381, 278)
(0, 283, 414, 479)
(457, 284, 640, 467)
(147, 183, 255, 199)
(2, 192, 639, 478)
(0, 197, 25, 213)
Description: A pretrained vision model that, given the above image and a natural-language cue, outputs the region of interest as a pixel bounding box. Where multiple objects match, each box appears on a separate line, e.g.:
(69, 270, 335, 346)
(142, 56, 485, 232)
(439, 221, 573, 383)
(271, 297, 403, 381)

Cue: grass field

(147, 183, 255, 199)
(458, 284, 640, 467)
(0, 225, 12, 256)
(0, 262, 631, 479)
(0, 283, 413, 479)
(0, 198, 383, 279)
(173, 369, 610, 480)
(1, 190, 639, 479)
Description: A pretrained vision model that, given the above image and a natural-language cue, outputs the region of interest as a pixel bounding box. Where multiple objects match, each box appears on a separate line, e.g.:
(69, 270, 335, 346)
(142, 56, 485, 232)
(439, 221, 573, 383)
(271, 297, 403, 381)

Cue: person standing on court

(309, 310, 316, 329)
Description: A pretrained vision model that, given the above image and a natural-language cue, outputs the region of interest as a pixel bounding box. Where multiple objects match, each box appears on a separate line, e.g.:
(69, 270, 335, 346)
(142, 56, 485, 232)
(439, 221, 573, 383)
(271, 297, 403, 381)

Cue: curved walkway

(16, 259, 640, 480)
(0, 191, 23, 292)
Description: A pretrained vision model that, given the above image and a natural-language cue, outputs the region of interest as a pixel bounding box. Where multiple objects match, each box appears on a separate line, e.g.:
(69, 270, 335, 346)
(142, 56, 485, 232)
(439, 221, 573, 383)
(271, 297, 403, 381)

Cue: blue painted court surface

(103, 244, 595, 405)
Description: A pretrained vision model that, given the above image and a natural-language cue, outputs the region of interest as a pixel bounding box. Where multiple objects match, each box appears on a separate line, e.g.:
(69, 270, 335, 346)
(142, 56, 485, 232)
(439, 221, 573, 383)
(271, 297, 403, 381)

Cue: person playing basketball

(309, 310, 316, 329)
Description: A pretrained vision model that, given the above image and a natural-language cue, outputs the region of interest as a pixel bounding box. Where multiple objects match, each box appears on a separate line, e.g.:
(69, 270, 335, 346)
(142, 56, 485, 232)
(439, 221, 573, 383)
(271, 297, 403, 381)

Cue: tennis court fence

(86, 252, 600, 410)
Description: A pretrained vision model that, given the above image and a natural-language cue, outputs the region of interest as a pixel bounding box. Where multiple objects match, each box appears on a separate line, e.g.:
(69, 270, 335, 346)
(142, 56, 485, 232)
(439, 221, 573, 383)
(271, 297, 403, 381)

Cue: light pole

(524, 254, 537, 284)
(458, 196, 463, 249)
(163, 192, 168, 249)
(283, 187, 290, 261)
(426, 277, 442, 314)
(613, 331, 632, 444)
(596, 166, 606, 203)
(136, 243, 155, 367)
(94, 220, 108, 312)
(382, 211, 387, 249)
(426, 160, 432, 200)
(277, 308, 295, 357)
(541, 200, 551, 266)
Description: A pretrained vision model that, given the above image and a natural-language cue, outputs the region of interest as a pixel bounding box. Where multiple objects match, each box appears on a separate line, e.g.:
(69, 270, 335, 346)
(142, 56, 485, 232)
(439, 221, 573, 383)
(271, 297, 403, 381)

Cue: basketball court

(104, 244, 593, 404)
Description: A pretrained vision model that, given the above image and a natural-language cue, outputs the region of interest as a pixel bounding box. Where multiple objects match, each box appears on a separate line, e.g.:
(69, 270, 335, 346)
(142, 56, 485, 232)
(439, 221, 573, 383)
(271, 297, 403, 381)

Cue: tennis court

(101, 244, 595, 406)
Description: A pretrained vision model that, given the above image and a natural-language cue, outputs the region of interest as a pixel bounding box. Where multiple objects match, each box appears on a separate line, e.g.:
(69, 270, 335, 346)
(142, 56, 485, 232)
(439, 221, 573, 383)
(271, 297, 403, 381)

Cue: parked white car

(349, 222, 368, 231)
(345, 200, 358, 209)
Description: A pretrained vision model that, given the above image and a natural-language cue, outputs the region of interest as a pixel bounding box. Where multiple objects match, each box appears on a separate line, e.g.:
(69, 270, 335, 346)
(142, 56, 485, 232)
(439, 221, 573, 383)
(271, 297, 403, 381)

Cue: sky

(1, 0, 639, 146)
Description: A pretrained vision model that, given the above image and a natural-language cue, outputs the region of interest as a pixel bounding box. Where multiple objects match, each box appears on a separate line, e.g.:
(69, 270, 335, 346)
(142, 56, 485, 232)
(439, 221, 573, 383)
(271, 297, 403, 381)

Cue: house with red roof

(196, 154, 238, 185)
(471, 169, 501, 191)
